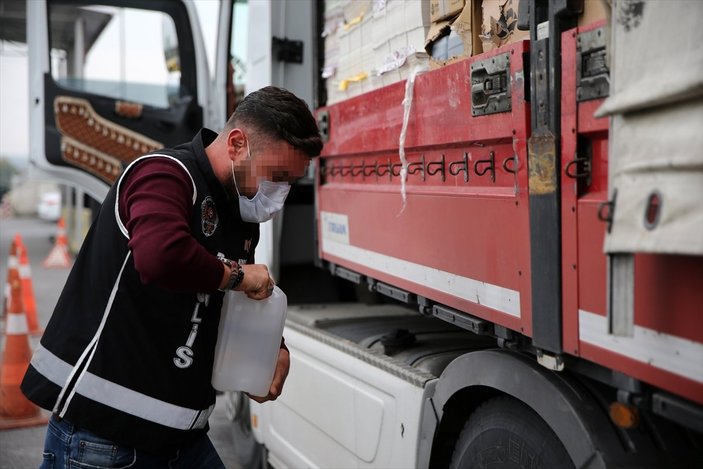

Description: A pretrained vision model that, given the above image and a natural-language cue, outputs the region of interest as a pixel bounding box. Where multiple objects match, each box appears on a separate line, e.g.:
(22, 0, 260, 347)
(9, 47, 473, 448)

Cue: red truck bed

(316, 31, 703, 405)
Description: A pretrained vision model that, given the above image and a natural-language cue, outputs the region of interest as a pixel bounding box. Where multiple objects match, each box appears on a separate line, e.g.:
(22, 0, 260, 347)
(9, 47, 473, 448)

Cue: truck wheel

(450, 397, 575, 469)
(225, 391, 267, 469)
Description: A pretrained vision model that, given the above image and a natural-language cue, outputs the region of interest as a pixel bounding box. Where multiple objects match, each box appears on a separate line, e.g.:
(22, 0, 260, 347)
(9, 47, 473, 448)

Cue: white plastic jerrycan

(212, 286, 287, 396)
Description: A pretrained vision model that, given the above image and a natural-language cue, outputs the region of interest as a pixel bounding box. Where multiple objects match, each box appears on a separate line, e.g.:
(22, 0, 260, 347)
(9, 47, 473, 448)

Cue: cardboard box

(426, 19, 453, 53)
(426, 0, 481, 61)
(430, 0, 465, 22)
(578, 0, 609, 28)
(480, 0, 530, 53)
(453, 0, 482, 55)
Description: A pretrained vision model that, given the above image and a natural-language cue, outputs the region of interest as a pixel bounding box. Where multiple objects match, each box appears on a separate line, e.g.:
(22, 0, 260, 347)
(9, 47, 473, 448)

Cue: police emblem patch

(201, 196, 218, 237)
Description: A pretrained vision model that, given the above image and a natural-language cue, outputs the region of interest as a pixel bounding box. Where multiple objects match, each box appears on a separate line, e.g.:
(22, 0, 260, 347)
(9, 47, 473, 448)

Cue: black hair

(225, 86, 323, 157)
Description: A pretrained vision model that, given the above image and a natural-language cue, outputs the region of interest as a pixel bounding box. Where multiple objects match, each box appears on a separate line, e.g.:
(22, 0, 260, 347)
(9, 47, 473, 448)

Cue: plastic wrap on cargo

(372, 0, 387, 15)
(377, 46, 417, 75)
(398, 61, 429, 213)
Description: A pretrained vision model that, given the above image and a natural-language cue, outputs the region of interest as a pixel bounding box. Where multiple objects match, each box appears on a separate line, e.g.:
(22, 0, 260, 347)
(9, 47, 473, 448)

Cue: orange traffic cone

(16, 235, 42, 336)
(43, 217, 71, 268)
(0, 242, 48, 429)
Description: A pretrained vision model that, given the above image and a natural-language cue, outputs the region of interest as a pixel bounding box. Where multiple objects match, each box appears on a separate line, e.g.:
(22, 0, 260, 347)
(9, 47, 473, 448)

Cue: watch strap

(219, 258, 243, 291)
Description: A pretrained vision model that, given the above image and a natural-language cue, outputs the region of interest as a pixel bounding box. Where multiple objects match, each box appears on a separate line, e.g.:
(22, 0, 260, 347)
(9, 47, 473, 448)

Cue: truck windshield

(48, 3, 185, 109)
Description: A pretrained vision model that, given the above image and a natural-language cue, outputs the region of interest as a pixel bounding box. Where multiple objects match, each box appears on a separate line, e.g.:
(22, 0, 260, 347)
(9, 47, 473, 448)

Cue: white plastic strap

(398, 62, 429, 214)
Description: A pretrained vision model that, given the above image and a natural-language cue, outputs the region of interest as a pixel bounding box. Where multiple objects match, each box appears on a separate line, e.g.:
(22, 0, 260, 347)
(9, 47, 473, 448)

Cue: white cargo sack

(597, 0, 703, 256)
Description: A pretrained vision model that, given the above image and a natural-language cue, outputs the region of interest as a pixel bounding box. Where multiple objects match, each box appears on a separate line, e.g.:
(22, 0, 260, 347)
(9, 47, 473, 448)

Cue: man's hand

(248, 347, 290, 403)
(235, 264, 275, 300)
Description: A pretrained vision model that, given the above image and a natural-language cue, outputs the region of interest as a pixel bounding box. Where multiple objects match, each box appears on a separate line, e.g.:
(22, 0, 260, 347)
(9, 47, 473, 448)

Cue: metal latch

(565, 154, 591, 180)
(272, 37, 303, 63)
(576, 28, 609, 102)
(598, 189, 617, 233)
(567, 137, 596, 193)
(471, 53, 511, 116)
(317, 110, 330, 143)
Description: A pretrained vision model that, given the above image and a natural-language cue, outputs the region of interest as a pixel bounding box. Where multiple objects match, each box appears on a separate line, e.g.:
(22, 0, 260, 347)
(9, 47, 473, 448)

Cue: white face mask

(231, 140, 291, 223)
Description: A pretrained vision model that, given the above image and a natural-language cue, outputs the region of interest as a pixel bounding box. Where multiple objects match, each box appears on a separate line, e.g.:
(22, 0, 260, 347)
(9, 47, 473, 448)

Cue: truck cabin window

(48, 3, 185, 109)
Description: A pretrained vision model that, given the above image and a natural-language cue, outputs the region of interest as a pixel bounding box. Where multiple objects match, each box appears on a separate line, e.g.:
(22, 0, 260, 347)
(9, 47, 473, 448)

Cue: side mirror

(162, 16, 180, 72)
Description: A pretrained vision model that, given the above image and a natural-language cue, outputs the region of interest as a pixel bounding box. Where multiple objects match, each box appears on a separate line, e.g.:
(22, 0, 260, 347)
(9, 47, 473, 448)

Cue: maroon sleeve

(118, 158, 225, 293)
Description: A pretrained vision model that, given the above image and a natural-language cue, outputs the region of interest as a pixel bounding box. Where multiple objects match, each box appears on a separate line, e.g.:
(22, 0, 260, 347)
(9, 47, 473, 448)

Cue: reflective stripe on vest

(30, 344, 214, 430)
(53, 252, 134, 417)
(114, 154, 198, 239)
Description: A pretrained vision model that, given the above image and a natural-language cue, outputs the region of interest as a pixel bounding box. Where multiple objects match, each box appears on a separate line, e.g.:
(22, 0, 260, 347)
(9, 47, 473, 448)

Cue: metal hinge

(272, 37, 303, 63)
(333, 265, 361, 284)
(432, 304, 490, 335)
(373, 281, 416, 304)
(576, 27, 609, 102)
(317, 110, 330, 143)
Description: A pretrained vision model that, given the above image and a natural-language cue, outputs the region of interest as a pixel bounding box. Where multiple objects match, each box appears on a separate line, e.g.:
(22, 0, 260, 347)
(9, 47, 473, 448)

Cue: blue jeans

(40, 414, 225, 469)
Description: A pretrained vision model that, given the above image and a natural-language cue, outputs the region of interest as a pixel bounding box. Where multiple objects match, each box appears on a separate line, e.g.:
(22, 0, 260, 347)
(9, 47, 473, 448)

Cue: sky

(0, 42, 29, 158)
(0, 1, 218, 160)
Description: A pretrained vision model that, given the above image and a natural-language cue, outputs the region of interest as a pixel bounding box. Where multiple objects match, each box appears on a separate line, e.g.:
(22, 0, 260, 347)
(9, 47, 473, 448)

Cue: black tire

(450, 397, 575, 469)
(225, 391, 268, 469)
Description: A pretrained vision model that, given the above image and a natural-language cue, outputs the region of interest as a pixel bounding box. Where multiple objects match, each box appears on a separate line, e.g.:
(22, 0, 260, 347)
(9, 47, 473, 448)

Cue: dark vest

(21, 130, 259, 458)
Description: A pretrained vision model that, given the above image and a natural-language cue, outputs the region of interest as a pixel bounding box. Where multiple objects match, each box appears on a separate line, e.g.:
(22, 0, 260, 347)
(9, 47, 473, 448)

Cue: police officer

(22, 86, 323, 468)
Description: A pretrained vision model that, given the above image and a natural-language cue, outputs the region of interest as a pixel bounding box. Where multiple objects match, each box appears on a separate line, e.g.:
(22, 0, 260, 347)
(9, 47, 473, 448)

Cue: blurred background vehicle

(36, 189, 61, 222)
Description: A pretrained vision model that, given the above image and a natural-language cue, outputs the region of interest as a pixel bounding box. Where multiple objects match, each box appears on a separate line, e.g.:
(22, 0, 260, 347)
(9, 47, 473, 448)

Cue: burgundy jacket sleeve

(118, 158, 225, 293)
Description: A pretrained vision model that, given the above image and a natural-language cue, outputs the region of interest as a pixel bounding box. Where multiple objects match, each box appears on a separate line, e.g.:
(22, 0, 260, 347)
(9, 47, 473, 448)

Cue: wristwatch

(219, 258, 244, 291)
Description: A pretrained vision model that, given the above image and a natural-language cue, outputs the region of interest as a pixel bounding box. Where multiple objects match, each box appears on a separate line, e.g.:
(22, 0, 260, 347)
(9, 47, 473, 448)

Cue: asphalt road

(0, 216, 241, 468)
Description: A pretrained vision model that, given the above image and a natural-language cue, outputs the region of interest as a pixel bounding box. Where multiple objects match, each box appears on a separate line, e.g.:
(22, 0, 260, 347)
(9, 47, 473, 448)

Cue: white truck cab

(25, 0, 318, 279)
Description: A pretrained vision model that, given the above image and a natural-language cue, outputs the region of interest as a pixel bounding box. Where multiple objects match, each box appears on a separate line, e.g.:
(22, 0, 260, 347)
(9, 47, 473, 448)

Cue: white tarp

(597, 0, 703, 255)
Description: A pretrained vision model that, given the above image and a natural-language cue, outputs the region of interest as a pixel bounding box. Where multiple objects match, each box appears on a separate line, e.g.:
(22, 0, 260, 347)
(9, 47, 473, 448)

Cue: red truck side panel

(317, 42, 533, 335)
